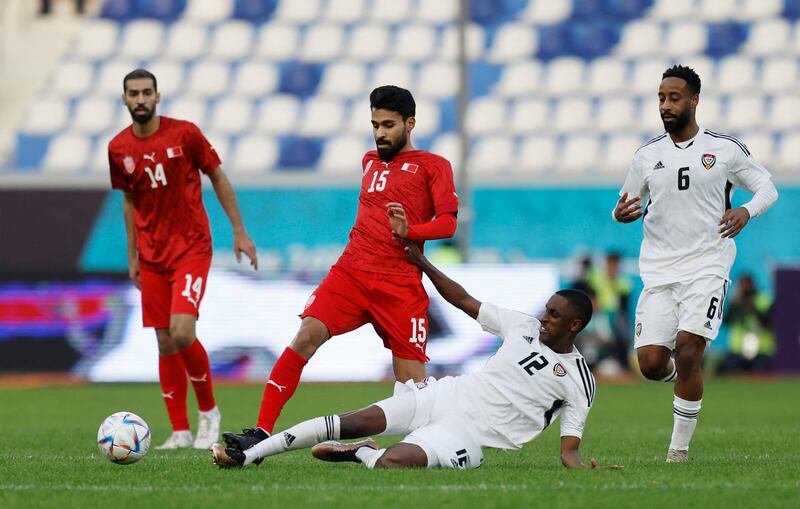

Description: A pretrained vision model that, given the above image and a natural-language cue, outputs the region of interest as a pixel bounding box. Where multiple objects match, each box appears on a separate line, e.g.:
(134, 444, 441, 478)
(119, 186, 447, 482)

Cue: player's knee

(291, 320, 330, 358)
(374, 450, 409, 469)
(169, 325, 194, 349)
(675, 344, 703, 370)
(637, 352, 667, 380)
(156, 334, 178, 355)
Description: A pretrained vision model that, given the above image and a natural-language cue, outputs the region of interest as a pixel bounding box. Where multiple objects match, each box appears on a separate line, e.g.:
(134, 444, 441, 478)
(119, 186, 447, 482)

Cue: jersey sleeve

(477, 301, 537, 341)
(108, 145, 130, 192)
(561, 361, 595, 438)
(614, 150, 649, 220)
(559, 396, 591, 438)
(427, 158, 459, 216)
(187, 123, 222, 174)
(725, 144, 778, 218)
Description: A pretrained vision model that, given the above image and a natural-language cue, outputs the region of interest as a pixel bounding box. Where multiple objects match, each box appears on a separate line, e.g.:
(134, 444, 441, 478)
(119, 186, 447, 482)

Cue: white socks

(243, 415, 341, 466)
(659, 361, 677, 382)
(355, 447, 386, 468)
(670, 396, 701, 451)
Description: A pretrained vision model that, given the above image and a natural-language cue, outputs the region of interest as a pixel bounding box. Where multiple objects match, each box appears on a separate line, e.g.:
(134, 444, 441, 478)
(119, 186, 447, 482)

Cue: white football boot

(156, 430, 193, 450)
(193, 406, 221, 449)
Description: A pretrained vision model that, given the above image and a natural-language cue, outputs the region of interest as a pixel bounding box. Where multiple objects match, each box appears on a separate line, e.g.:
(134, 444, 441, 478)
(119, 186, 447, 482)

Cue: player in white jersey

(614, 65, 778, 463)
(211, 242, 622, 471)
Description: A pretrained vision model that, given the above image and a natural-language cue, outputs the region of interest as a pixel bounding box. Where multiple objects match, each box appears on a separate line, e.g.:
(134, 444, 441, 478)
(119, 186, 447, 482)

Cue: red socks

(179, 339, 216, 412)
(158, 353, 189, 431)
(256, 347, 308, 433)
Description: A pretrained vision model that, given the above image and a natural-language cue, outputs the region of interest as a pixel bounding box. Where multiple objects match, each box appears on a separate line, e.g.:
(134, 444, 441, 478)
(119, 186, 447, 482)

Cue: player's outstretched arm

(122, 192, 140, 289)
(207, 167, 258, 270)
(403, 241, 481, 319)
(560, 436, 624, 470)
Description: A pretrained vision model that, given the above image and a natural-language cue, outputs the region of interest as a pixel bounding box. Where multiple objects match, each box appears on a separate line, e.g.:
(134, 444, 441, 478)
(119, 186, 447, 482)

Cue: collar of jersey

(672, 126, 704, 150)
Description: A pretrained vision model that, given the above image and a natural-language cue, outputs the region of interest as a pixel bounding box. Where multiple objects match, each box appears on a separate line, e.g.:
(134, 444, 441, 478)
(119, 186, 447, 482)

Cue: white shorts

(375, 377, 483, 469)
(634, 275, 729, 350)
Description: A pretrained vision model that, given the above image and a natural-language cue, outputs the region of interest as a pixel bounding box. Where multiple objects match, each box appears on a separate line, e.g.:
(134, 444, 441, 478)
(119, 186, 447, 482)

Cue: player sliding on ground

(211, 242, 622, 470)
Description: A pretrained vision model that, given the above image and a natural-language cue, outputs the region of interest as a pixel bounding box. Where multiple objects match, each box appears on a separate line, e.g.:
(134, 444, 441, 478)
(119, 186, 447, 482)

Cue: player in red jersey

(222, 86, 459, 455)
(108, 69, 258, 450)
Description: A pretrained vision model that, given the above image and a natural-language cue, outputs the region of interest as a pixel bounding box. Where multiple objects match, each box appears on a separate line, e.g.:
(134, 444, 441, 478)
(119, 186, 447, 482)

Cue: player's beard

(662, 108, 690, 134)
(128, 105, 156, 125)
(376, 130, 407, 161)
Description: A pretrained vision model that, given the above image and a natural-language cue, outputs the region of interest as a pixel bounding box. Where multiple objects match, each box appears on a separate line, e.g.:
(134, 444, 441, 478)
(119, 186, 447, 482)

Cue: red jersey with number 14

(108, 117, 221, 272)
(335, 150, 459, 276)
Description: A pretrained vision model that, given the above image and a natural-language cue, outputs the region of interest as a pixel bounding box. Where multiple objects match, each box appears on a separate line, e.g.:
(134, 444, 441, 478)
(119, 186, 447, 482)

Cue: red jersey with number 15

(108, 117, 221, 272)
(335, 150, 459, 277)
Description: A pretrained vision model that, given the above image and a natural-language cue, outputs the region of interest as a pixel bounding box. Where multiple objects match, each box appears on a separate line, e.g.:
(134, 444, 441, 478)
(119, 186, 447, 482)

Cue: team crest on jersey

(123, 156, 135, 174)
(553, 363, 567, 377)
(636, 322, 642, 337)
(702, 153, 716, 170)
(166, 146, 183, 159)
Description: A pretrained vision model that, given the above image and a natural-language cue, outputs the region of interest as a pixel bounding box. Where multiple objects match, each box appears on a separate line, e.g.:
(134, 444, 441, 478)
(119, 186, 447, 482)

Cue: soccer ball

(97, 412, 151, 464)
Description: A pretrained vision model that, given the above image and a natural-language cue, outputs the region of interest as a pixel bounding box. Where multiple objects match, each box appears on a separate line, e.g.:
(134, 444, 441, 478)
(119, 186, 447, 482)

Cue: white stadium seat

(560, 134, 600, 173)
(630, 58, 669, 95)
(298, 97, 345, 137)
(209, 21, 254, 61)
(183, 0, 234, 24)
(166, 97, 207, 127)
(681, 55, 715, 93)
(716, 56, 756, 93)
(202, 131, 231, 163)
(347, 24, 390, 62)
(319, 134, 372, 174)
(777, 131, 800, 170)
(587, 57, 628, 96)
(615, 21, 662, 57)
(368, 62, 414, 93)
(42, 133, 91, 173)
(73, 19, 118, 60)
(634, 95, 667, 135)
(299, 24, 345, 62)
(545, 57, 586, 96)
(664, 22, 708, 57)
(74, 98, 116, 134)
(603, 134, 642, 173)
(487, 23, 538, 63)
(22, 97, 69, 134)
(417, 61, 458, 99)
(697, 0, 737, 22)
(318, 61, 367, 98)
(209, 97, 253, 134)
(50, 61, 93, 97)
(186, 60, 230, 98)
(648, 0, 695, 21)
(231, 134, 278, 174)
(520, 0, 572, 25)
(438, 23, 486, 60)
(738, 0, 782, 21)
(769, 94, 800, 129)
(471, 135, 514, 174)
(323, 0, 366, 24)
(118, 20, 164, 60)
(494, 61, 543, 97)
(255, 94, 300, 134)
(724, 95, 765, 131)
(553, 98, 591, 133)
(737, 132, 774, 167)
(89, 130, 117, 173)
(393, 25, 437, 62)
(96, 59, 138, 97)
(273, 0, 321, 23)
(342, 102, 370, 134)
(597, 97, 636, 133)
(516, 135, 557, 173)
(231, 61, 279, 98)
(164, 22, 208, 61)
(430, 133, 462, 173)
(415, 0, 458, 23)
(146, 60, 185, 96)
(256, 22, 299, 61)
(466, 97, 506, 136)
(411, 98, 441, 138)
(760, 57, 798, 94)
(509, 98, 548, 134)
(743, 18, 791, 55)
(369, 0, 412, 23)
(696, 94, 723, 128)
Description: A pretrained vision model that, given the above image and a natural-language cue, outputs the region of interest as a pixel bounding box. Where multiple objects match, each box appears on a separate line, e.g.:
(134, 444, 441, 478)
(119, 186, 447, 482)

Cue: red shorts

(301, 266, 430, 362)
(139, 257, 211, 329)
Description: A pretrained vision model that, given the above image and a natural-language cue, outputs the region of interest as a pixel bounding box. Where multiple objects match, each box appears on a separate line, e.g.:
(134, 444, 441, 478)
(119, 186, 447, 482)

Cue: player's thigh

(402, 419, 484, 469)
(374, 378, 441, 435)
(634, 284, 679, 350)
(169, 257, 211, 318)
(140, 269, 171, 329)
(300, 266, 370, 336)
(676, 276, 729, 341)
(369, 276, 430, 363)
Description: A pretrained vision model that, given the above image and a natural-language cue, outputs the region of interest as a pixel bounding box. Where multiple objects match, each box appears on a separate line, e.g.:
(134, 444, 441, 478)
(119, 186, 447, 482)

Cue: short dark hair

(556, 289, 593, 333)
(123, 68, 158, 92)
(370, 85, 415, 119)
(662, 65, 701, 95)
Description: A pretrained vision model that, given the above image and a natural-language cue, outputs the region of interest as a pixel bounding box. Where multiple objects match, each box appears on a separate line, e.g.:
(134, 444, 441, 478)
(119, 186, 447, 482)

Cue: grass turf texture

(1, 379, 798, 509)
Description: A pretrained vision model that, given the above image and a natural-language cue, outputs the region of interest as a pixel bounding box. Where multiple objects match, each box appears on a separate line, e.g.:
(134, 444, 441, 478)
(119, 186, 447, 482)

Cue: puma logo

(267, 380, 287, 392)
(189, 374, 208, 383)
(162, 391, 174, 400)
(143, 152, 156, 162)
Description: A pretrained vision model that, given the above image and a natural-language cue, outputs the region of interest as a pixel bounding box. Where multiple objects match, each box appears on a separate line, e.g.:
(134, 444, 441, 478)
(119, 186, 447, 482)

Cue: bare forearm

(210, 170, 246, 234)
(122, 194, 137, 259)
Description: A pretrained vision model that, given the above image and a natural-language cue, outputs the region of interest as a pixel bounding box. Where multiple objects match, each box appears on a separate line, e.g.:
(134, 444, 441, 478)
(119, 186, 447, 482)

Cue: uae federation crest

(702, 153, 716, 170)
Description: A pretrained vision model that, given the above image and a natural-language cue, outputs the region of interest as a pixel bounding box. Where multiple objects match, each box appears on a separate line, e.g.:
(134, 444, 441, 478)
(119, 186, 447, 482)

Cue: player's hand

(590, 458, 624, 470)
(387, 202, 409, 238)
(614, 192, 643, 223)
(402, 240, 425, 266)
(129, 258, 141, 290)
(719, 207, 750, 239)
(234, 231, 258, 270)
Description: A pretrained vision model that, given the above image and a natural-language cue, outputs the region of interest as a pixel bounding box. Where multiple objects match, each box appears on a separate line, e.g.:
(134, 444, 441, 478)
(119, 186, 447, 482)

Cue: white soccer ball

(97, 412, 151, 464)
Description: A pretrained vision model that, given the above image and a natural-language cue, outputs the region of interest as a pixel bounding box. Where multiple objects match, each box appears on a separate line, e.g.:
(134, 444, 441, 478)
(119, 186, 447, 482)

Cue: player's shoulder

(701, 128, 751, 157)
(634, 132, 668, 156)
(108, 125, 133, 150)
(567, 354, 595, 407)
(404, 150, 453, 174)
(161, 116, 200, 134)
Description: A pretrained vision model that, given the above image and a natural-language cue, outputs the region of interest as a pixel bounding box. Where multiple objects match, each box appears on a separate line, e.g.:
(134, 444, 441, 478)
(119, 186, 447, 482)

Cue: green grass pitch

(1, 378, 798, 508)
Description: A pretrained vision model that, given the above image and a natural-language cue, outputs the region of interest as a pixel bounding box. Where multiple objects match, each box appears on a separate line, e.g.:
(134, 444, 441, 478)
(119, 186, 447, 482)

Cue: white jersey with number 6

(618, 128, 777, 288)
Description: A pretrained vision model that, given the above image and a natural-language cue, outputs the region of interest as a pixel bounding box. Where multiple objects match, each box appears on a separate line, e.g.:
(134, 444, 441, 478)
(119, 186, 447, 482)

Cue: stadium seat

(209, 97, 253, 134)
(254, 94, 300, 134)
(183, 0, 234, 24)
(544, 57, 586, 96)
(299, 24, 345, 63)
(725, 95, 765, 130)
(204, 131, 231, 163)
(318, 61, 367, 98)
(471, 135, 514, 174)
(298, 97, 345, 137)
(279, 136, 323, 168)
(417, 61, 459, 99)
(696, 94, 723, 127)
(278, 63, 322, 97)
(367, 62, 414, 94)
(777, 131, 800, 168)
(739, 0, 783, 20)
(696, 0, 738, 22)
(466, 97, 506, 136)
(516, 135, 557, 173)
(369, 0, 412, 23)
(737, 131, 774, 167)
(393, 25, 437, 62)
(438, 23, 486, 60)
(597, 97, 636, 133)
(21, 97, 69, 135)
(147, 60, 185, 96)
(493, 61, 543, 97)
(209, 20, 254, 61)
(231, 134, 279, 173)
(520, 0, 572, 25)
(96, 60, 139, 97)
(553, 98, 591, 133)
(743, 18, 791, 55)
(586, 57, 628, 95)
(323, 0, 366, 23)
(256, 22, 299, 61)
(430, 133, 462, 172)
(663, 22, 708, 57)
(603, 133, 642, 172)
(509, 98, 548, 134)
(50, 61, 93, 97)
(560, 134, 600, 173)
(166, 97, 207, 127)
(568, 22, 619, 60)
(89, 130, 117, 173)
(706, 22, 748, 58)
(318, 134, 371, 174)
(73, 19, 118, 61)
(346, 23, 391, 62)
(415, 0, 458, 23)
(232, 0, 277, 22)
(74, 98, 116, 134)
(648, 0, 695, 20)
(681, 55, 715, 92)
(273, 0, 321, 23)
(186, 61, 230, 98)
(42, 133, 91, 173)
(487, 22, 538, 63)
(634, 95, 667, 134)
(118, 20, 164, 60)
(231, 60, 279, 98)
(164, 22, 209, 61)
(630, 58, 669, 95)
(614, 20, 662, 57)
(716, 56, 756, 93)
(412, 98, 442, 138)
(760, 57, 799, 93)
(769, 94, 800, 129)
